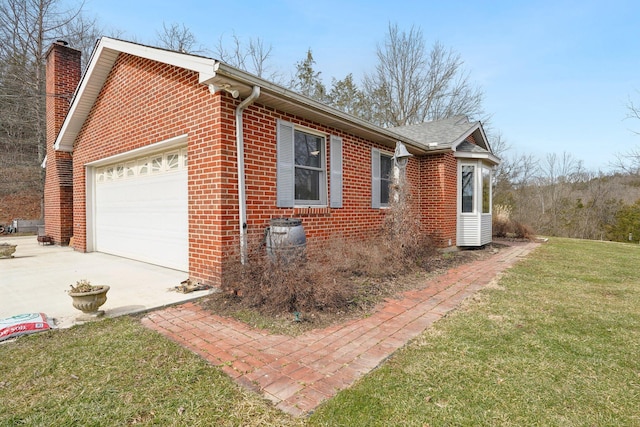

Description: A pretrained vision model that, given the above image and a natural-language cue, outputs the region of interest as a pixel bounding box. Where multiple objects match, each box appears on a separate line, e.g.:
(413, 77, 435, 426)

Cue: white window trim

(481, 165, 492, 214)
(295, 129, 326, 206)
(277, 119, 330, 208)
(95, 150, 187, 181)
(459, 160, 493, 215)
(459, 162, 476, 215)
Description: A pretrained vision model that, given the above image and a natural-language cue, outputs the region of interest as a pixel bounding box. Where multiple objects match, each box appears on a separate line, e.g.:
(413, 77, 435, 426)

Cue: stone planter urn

(0, 243, 17, 259)
(68, 280, 110, 319)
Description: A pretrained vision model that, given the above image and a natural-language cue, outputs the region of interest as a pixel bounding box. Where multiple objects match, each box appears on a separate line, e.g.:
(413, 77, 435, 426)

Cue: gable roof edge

(450, 121, 483, 151)
(54, 37, 219, 152)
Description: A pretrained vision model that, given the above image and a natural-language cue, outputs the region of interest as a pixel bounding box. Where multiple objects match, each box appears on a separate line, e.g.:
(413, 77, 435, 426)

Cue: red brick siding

(240, 104, 411, 244)
(71, 54, 230, 283)
(69, 53, 457, 286)
(44, 43, 81, 245)
(418, 152, 458, 247)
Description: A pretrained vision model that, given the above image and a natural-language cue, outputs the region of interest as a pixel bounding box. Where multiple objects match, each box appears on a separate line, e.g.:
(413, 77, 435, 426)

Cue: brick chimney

(44, 40, 81, 245)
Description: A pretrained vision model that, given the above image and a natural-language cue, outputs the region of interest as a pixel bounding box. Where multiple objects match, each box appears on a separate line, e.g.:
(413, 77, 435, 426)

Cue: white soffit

(454, 150, 500, 165)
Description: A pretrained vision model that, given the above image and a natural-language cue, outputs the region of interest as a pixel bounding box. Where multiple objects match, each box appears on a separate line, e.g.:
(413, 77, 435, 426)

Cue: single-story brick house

(44, 37, 499, 286)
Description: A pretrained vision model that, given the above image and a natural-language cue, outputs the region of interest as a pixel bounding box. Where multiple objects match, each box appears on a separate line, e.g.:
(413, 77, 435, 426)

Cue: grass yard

(1, 238, 639, 426)
(0, 318, 303, 426)
(308, 238, 640, 426)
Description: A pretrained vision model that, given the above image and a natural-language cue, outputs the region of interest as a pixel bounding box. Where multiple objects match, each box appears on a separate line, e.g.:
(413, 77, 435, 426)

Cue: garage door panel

(94, 150, 188, 272)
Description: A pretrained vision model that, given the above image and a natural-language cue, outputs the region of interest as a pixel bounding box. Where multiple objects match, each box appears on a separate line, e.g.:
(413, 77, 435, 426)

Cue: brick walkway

(141, 241, 538, 416)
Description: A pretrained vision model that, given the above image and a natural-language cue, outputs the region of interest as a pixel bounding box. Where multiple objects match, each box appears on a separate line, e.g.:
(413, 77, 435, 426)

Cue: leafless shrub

(513, 221, 536, 240)
(221, 226, 436, 315)
(220, 172, 437, 314)
(493, 205, 536, 239)
(381, 175, 437, 265)
(220, 238, 355, 314)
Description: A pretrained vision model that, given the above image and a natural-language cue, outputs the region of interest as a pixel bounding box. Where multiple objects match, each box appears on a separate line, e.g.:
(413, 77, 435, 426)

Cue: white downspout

(236, 85, 261, 264)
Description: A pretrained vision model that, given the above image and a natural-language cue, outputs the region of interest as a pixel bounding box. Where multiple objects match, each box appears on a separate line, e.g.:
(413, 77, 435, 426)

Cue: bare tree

(536, 152, 585, 234)
(494, 151, 540, 226)
(61, 12, 105, 69)
(361, 23, 484, 127)
(611, 147, 640, 174)
(0, 0, 88, 167)
(626, 95, 640, 131)
(0, 0, 101, 223)
(612, 96, 640, 173)
(246, 37, 272, 79)
(156, 22, 197, 53)
(213, 32, 279, 81)
(573, 171, 622, 240)
(612, 94, 640, 173)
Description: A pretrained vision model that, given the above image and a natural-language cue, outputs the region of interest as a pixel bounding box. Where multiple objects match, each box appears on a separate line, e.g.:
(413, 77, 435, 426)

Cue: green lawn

(0, 318, 302, 426)
(1, 238, 639, 426)
(309, 239, 640, 426)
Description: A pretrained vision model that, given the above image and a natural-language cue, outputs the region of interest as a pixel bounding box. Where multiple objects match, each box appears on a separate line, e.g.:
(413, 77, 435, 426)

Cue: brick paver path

(142, 241, 538, 416)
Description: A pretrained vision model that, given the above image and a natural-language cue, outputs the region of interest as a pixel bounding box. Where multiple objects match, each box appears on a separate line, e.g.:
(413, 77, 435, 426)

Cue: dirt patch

(199, 244, 501, 335)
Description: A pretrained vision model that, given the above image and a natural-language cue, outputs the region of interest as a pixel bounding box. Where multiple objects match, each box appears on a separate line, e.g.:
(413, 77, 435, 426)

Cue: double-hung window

(371, 148, 393, 208)
(277, 120, 342, 208)
(294, 130, 324, 203)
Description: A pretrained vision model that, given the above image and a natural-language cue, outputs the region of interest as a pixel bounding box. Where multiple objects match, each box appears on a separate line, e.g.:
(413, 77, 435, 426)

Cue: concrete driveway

(1, 235, 213, 329)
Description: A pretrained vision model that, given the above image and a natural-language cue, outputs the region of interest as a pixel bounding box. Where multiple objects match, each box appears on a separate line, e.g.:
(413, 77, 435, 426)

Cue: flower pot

(69, 285, 110, 318)
(0, 244, 17, 259)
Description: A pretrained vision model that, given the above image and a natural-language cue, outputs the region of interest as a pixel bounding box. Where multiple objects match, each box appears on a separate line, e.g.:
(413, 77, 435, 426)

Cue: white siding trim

(481, 214, 492, 245)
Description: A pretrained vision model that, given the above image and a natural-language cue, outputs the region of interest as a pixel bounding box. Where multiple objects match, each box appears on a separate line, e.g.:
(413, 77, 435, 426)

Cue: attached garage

(87, 141, 188, 272)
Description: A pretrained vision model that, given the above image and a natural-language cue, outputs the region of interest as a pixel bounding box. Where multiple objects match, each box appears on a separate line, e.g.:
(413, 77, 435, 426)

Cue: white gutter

(236, 86, 261, 264)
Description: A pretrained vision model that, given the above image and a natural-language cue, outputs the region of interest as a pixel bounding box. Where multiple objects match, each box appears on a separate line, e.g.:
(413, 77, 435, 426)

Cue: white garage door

(94, 148, 188, 271)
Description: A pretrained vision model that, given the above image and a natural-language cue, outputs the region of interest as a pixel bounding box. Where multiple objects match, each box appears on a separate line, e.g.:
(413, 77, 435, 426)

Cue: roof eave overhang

(55, 37, 433, 155)
(454, 150, 501, 165)
(202, 63, 431, 153)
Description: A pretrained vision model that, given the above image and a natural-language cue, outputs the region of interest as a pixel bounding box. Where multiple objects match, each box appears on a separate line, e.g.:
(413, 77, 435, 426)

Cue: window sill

(292, 206, 331, 217)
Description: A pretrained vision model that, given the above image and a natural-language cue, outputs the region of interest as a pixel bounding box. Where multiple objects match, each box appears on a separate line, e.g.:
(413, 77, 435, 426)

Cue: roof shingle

(390, 115, 480, 149)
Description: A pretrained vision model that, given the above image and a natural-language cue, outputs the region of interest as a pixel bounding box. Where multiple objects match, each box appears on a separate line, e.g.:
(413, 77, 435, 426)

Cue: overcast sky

(76, 0, 640, 171)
